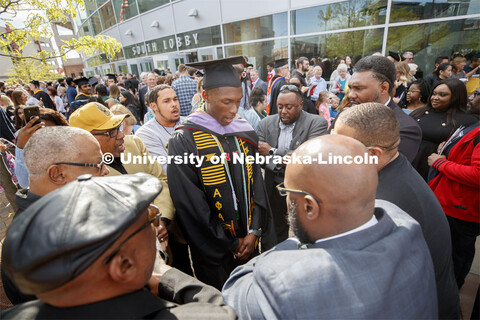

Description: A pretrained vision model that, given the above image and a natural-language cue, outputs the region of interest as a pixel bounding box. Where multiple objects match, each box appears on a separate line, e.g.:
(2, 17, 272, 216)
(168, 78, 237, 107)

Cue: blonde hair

(395, 62, 412, 86)
(110, 104, 137, 125)
(0, 95, 13, 107)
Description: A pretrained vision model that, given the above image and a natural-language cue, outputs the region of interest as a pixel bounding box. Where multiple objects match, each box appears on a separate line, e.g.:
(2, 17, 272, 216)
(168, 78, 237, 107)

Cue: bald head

(284, 135, 378, 242)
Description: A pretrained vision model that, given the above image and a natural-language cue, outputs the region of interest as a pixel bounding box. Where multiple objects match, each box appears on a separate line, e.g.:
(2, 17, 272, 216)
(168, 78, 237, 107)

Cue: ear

(303, 195, 320, 221)
(380, 81, 390, 96)
(108, 253, 137, 284)
(201, 90, 208, 102)
(149, 102, 157, 114)
(367, 146, 383, 159)
(46, 165, 68, 186)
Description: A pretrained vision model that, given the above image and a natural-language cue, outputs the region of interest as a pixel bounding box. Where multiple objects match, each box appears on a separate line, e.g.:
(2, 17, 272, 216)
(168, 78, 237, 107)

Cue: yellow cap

(69, 102, 128, 132)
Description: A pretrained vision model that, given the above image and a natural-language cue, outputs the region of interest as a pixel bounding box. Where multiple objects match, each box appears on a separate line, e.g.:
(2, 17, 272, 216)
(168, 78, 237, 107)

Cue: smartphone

(23, 106, 41, 125)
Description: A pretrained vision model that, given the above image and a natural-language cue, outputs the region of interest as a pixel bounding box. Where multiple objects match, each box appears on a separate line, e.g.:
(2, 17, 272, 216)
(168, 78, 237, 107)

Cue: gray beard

(287, 200, 312, 244)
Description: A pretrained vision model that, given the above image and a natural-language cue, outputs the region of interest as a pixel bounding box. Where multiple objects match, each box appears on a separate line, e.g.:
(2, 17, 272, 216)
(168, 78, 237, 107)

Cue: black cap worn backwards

(273, 58, 289, 68)
(2, 173, 162, 295)
(73, 77, 89, 86)
(186, 56, 245, 90)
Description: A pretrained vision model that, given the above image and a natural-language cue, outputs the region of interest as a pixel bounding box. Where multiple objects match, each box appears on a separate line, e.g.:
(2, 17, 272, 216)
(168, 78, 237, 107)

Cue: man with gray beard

(223, 134, 437, 319)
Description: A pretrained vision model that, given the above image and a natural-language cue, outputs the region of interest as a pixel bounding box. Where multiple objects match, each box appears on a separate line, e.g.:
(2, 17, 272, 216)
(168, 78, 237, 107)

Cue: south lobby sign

(131, 33, 199, 56)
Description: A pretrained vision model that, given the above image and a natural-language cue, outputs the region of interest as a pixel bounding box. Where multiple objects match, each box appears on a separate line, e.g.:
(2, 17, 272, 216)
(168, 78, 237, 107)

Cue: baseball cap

(2, 173, 162, 295)
(69, 102, 129, 132)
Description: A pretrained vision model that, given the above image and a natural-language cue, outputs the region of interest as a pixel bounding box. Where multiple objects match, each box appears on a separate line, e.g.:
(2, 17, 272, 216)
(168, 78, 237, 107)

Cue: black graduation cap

(195, 70, 204, 77)
(106, 74, 116, 80)
(73, 77, 89, 86)
(273, 58, 289, 68)
(186, 56, 245, 90)
(388, 51, 402, 62)
(88, 76, 98, 86)
(30, 80, 40, 87)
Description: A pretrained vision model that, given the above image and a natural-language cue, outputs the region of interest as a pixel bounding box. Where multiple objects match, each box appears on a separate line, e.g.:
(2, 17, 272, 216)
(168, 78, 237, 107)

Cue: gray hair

(24, 126, 97, 175)
(337, 63, 348, 72)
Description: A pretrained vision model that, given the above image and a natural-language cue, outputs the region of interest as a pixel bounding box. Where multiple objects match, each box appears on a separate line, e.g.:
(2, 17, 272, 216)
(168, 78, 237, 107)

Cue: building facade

(76, 0, 480, 79)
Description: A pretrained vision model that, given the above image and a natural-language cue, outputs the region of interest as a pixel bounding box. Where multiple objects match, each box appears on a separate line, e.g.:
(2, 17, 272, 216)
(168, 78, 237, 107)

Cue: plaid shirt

(171, 75, 197, 116)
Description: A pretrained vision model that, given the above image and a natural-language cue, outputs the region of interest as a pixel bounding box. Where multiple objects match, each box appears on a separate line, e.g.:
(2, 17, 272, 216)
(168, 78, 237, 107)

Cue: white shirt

(315, 215, 378, 243)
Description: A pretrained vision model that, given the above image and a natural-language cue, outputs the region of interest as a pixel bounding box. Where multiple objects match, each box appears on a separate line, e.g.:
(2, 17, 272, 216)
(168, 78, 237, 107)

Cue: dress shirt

(171, 75, 197, 117)
(309, 76, 328, 101)
(278, 121, 296, 150)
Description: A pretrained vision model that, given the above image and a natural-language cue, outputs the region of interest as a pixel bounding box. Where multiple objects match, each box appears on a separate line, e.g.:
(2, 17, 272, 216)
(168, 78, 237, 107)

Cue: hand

(437, 141, 446, 153)
(278, 152, 292, 168)
(428, 153, 446, 167)
(156, 220, 169, 246)
(147, 264, 172, 296)
(234, 234, 257, 260)
(16, 116, 45, 149)
(258, 141, 272, 156)
(301, 86, 309, 94)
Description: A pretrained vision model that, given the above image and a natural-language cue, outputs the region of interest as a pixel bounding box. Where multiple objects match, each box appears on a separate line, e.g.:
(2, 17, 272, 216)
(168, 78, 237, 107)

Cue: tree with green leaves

(6, 57, 60, 82)
(0, 0, 121, 62)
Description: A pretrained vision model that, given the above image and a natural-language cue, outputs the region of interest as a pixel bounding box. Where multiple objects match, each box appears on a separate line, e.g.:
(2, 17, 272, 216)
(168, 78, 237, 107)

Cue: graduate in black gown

(266, 58, 289, 115)
(167, 56, 275, 290)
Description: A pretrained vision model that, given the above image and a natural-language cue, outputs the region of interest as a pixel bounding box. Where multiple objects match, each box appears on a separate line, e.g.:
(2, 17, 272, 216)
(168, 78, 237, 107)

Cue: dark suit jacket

(258, 111, 328, 195)
(139, 85, 148, 118)
(223, 200, 438, 319)
(387, 99, 421, 162)
(1, 269, 236, 319)
(253, 78, 267, 94)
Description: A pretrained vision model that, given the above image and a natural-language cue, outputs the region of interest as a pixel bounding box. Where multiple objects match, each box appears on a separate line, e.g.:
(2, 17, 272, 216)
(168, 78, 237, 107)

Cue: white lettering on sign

(192, 33, 199, 44)
(131, 32, 201, 56)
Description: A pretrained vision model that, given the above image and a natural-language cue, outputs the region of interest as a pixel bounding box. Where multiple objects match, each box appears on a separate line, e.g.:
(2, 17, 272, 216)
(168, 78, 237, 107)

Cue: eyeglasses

(280, 85, 300, 92)
(54, 160, 105, 172)
(103, 210, 161, 264)
(276, 182, 322, 203)
(92, 125, 122, 138)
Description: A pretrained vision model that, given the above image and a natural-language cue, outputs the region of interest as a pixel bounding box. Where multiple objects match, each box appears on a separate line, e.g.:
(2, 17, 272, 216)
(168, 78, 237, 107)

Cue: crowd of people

(0, 50, 479, 319)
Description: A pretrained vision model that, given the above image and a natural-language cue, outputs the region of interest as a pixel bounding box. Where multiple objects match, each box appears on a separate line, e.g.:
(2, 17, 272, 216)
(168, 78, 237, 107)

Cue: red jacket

(429, 125, 480, 223)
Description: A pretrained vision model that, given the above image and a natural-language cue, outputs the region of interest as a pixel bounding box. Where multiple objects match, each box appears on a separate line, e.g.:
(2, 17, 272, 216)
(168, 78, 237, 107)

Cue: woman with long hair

(399, 79, 430, 114)
(345, 56, 354, 75)
(410, 78, 477, 180)
(119, 90, 142, 124)
(450, 56, 467, 80)
(394, 62, 413, 104)
(109, 84, 121, 102)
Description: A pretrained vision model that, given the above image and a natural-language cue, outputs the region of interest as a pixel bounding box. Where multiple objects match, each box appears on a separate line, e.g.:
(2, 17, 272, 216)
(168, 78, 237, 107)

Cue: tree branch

(0, 47, 75, 61)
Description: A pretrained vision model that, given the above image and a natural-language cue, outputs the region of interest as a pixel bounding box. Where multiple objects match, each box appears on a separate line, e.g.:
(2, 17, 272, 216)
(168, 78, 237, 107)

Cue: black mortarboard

(106, 74, 116, 80)
(195, 70, 204, 77)
(273, 58, 289, 68)
(2, 173, 162, 295)
(388, 51, 401, 62)
(73, 77, 89, 86)
(29, 80, 40, 87)
(186, 56, 245, 90)
(88, 76, 98, 86)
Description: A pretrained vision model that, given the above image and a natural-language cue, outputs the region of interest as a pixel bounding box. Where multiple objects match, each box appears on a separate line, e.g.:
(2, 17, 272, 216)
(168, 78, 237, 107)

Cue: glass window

(99, 2, 116, 30)
(223, 12, 287, 44)
(390, 0, 479, 23)
(137, 0, 169, 13)
(96, 0, 108, 6)
(90, 12, 103, 35)
(387, 18, 480, 77)
(225, 39, 289, 80)
(111, 48, 125, 62)
(80, 20, 94, 37)
(291, 0, 386, 35)
(216, 46, 224, 59)
(112, 0, 138, 22)
(291, 28, 384, 77)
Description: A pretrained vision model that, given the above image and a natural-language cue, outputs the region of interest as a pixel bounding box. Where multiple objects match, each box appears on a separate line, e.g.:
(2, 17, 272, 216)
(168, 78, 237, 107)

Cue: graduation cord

(212, 135, 239, 214)
(234, 137, 250, 232)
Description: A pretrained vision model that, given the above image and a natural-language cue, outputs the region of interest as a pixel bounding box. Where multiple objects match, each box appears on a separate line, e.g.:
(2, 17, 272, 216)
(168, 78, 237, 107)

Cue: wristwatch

(248, 229, 262, 237)
(268, 148, 277, 155)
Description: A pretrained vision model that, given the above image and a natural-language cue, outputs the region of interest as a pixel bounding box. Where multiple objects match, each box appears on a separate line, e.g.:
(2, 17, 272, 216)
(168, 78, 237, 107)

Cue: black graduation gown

(33, 90, 55, 110)
(167, 117, 275, 289)
(268, 75, 287, 115)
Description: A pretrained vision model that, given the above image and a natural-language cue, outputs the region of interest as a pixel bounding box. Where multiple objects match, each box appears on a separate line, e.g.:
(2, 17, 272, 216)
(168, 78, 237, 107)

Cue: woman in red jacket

(428, 120, 479, 289)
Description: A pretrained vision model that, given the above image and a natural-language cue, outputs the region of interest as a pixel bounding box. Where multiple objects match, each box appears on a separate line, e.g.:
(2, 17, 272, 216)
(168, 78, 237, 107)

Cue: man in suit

(139, 72, 157, 119)
(258, 86, 328, 242)
(348, 55, 421, 162)
(250, 69, 267, 94)
(69, 102, 175, 250)
(1, 174, 236, 319)
(333, 103, 460, 319)
(223, 135, 438, 319)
